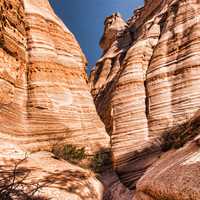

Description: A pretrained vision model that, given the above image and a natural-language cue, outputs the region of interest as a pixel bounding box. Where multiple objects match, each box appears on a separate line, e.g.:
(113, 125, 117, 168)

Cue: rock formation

(0, 139, 104, 200)
(0, 0, 109, 199)
(134, 111, 200, 200)
(0, 0, 109, 153)
(90, 0, 200, 195)
(1, 0, 200, 199)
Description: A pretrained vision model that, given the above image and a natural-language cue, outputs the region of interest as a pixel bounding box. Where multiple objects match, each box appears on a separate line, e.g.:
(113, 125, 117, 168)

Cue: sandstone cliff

(0, 0, 109, 199)
(90, 0, 200, 196)
(0, 0, 109, 153)
(134, 111, 200, 200)
(1, 0, 200, 199)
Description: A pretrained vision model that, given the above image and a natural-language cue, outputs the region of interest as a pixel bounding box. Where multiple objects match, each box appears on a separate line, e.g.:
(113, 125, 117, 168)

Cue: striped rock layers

(90, 0, 200, 189)
(147, 0, 200, 136)
(134, 114, 200, 200)
(111, 18, 162, 188)
(134, 142, 200, 200)
(0, 0, 109, 154)
(89, 13, 132, 135)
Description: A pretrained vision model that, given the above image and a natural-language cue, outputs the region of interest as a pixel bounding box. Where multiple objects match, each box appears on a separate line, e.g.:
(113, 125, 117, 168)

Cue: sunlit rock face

(0, 1, 110, 199)
(0, 0, 28, 144)
(89, 13, 132, 136)
(134, 143, 200, 200)
(147, 0, 200, 136)
(134, 119, 200, 200)
(0, 140, 104, 200)
(90, 0, 200, 190)
(0, 0, 109, 153)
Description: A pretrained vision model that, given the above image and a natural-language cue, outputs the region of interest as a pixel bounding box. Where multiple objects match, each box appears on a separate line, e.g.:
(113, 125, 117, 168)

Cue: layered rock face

(89, 13, 132, 135)
(134, 112, 200, 200)
(1, 0, 200, 199)
(0, 0, 110, 199)
(90, 0, 200, 190)
(0, 0, 109, 153)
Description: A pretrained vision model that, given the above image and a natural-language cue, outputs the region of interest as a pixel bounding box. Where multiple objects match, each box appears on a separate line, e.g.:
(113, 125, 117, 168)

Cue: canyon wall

(134, 122, 200, 200)
(90, 0, 200, 191)
(0, 0, 109, 153)
(1, 0, 200, 199)
(0, 1, 109, 199)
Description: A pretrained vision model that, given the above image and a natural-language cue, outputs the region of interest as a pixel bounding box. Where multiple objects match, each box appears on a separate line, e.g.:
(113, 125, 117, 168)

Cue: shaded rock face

(101, 170, 134, 200)
(89, 13, 132, 136)
(99, 13, 130, 53)
(90, 0, 200, 190)
(0, 0, 109, 153)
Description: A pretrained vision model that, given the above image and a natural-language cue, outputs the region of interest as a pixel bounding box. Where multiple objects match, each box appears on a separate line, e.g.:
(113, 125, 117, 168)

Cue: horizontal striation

(0, 0, 110, 154)
(90, 0, 200, 190)
(110, 20, 161, 188)
(147, 0, 200, 137)
(134, 133, 200, 200)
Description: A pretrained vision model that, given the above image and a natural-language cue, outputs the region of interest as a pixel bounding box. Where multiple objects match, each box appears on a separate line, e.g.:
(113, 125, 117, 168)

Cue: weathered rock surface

(89, 12, 132, 136)
(2, 0, 200, 199)
(101, 170, 133, 200)
(133, 111, 200, 200)
(0, 140, 103, 200)
(134, 135, 200, 200)
(0, 0, 109, 153)
(0, 0, 109, 199)
(90, 0, 200, 190)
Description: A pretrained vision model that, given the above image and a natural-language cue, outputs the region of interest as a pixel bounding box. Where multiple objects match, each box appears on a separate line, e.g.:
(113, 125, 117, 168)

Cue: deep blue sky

(49, 0, 143, 72)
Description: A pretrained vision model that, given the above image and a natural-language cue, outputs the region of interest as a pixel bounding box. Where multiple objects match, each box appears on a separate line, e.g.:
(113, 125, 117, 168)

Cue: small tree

(0, 156, 48, 200)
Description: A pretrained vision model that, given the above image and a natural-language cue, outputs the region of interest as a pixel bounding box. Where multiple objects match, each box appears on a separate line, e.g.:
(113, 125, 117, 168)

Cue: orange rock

(0, 140, 104, 200)
(0, 0, 109, 154)
(0, 0, 109, 199)
(134, 135, 200, 200)
(90, 0, 200, 190)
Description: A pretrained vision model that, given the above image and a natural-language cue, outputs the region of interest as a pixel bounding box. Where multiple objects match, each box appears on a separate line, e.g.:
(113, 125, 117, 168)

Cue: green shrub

(161, 115, 200, 152)
(52, 145, 112, 173)
(90, 149, 111, 173)
(52, 144, 86, 164)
